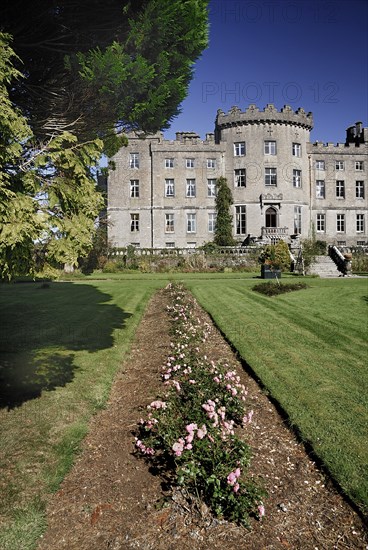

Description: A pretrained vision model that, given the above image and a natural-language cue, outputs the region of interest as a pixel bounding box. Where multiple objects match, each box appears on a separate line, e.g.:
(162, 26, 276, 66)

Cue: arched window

(265, 207, 277, 228)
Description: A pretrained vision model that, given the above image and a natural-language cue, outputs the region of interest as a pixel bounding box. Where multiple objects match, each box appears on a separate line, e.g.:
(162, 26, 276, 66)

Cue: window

(234, 142, 245, 156)
(130, 213, 139, 232)
(265, 167, 277, 186)
(316, 180, 325, 198)
(356, 214, 364, 233)
(207, 158, 216, 169)
(265, 207, 277, 228)
(165, 158, 174, 168)
(166, 242, 175, 248)
(234, 168, 246, 187)
(129, 153, 139, 168)
(187, 213, 196, 233)
(130, 179, 139, 198)
(165, 178, 175, 197)
(335, 160, 344, 170)
(356, 181, 365, 198)
(294, 206, 302, 234)
(235, 205, 246, 235)
(293, 169, 302, 188)
(165, 213, 174, 232)
(207, 179, 216, 197)
(316, 213, 325, 232)
(264, 140, 276, 155)
(186, 158, 194, 168)
(186, 179, 196, 197)
(336, 180, 345, 198)
(355, 161, 364, 171)
(336, 214, 345, 232)
(292, 143, 301, 157)
(208, 213, 216, 233)
(315, 160, 325, 170)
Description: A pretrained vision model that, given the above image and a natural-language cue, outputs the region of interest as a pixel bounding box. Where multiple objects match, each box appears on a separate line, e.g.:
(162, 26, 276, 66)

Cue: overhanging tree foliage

(0, 34, 104, 279)
(214, 177, 236, 247)
(0, 0, 209, 140)
(0, 1, 209, 279)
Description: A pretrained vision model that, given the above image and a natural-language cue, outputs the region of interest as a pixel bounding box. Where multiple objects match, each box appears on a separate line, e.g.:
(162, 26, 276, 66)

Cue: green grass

(0, 278, 164, 550)
(184, 276, 368, 514)
(1, 272, 367, 548)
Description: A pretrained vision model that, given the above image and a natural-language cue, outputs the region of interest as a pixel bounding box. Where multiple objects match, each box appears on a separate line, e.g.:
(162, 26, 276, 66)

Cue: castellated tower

(107, 104, 367, 249)
(215, 104, 314, 241)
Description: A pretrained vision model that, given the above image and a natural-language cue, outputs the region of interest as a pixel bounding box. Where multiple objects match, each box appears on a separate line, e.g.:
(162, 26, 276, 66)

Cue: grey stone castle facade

(107, 104, 367, 248)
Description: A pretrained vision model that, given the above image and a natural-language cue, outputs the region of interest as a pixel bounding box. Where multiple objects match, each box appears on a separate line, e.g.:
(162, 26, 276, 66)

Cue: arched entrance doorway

(265, 206, 277, 228)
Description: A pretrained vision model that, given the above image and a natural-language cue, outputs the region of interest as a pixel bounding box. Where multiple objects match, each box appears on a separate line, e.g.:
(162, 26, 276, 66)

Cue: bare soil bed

(38, 288, 367, 550)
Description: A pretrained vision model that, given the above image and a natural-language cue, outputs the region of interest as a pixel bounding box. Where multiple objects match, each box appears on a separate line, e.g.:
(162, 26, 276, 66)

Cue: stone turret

(215, 103, 313, 135)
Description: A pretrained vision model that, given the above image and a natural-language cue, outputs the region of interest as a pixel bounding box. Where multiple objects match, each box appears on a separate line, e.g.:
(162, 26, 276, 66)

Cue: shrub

(351, 249, 368, 273)
(258, 240, 291, 271)
(252, 281, 308, 296)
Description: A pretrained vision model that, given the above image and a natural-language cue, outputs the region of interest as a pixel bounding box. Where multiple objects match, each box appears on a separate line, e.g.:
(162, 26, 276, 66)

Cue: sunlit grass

(185, 276, 368, 514)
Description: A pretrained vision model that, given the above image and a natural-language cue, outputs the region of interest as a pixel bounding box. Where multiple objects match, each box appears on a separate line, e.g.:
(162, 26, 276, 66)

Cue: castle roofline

(215, 103, 313, 130)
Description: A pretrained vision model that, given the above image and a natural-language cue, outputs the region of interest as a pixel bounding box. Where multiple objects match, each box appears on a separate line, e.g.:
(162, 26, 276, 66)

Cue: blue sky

(165, 0, 368, 144)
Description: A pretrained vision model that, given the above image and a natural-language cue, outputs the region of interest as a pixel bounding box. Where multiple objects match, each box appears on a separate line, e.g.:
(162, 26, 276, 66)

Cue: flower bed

(135, 283, 266, 526)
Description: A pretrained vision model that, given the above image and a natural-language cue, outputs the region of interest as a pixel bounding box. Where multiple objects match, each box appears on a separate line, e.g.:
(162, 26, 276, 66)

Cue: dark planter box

(261, 265, 282, 279)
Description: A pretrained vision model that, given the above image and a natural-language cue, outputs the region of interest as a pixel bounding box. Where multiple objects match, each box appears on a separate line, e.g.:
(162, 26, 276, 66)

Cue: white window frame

(234, 142, 245, 156)
(336, 180, 345, 198)
(316, 213, 325, 232)
(234, 168, 246, 187)
(130, 213, 139, 232)
(130, 179, 139, 198)
(265, 167, 277, 186)
(355, 161, 364, 171)
(316, 180, 325, 198)
(292, 143, 301, 157)
(356, 181, 365, 199)
(315, 160, 325, 170)
(208, 213, 216, 233)
(336, 214, 345, 232)
(294, 206, 302, 234)
(165, 242, 175, 248)
(335, 160, 345, 171)
(207, 178, 216, 197)
(186, 158, 195, 168)
(207, 158, 216, 169)
(264, 140, 276, 155)
(356, 214, 364, 233)
(165, 178, 175, 197)
(187, 213, 196, 233)
(186, 179, 196, 197)
(293, 169, 302, 188)
(129, 152, 139, 169)
(165, 213, 175, 232)
(165, 158, 174, 168)
(235, 205, 246, 235)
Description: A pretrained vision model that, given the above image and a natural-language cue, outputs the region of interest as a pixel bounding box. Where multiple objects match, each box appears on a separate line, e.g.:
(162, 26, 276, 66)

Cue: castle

(107, 104, 367, 249)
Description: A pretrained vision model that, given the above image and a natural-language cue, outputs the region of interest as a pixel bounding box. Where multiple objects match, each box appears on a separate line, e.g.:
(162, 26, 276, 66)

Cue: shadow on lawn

(0, 282, 130, 409)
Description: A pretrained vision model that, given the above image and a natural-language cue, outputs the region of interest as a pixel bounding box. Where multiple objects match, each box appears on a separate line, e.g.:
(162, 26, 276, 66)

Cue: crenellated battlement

(215, 103, 314, 130)
(308, 141, 368, 152)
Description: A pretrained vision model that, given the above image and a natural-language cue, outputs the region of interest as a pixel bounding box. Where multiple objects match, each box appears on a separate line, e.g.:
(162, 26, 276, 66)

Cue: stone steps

(308, 255, 341, 277)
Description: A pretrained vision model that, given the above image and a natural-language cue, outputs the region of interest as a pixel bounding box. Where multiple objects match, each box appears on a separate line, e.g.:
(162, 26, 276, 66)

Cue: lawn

(0, 273, 367, 549)
(0, 278, 164, 550)
(185, 276, 368, 514)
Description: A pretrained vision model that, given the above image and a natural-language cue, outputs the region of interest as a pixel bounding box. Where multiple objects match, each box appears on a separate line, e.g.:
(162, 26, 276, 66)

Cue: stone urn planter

(261, 264, 281, 279)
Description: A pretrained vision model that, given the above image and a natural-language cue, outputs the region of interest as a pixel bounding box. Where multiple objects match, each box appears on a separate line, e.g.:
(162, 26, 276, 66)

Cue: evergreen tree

(0, 2, 209, 278)
(214, 177, 236, 247)
(0, 0, 209, 141)
(0, 34, 104, 279)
